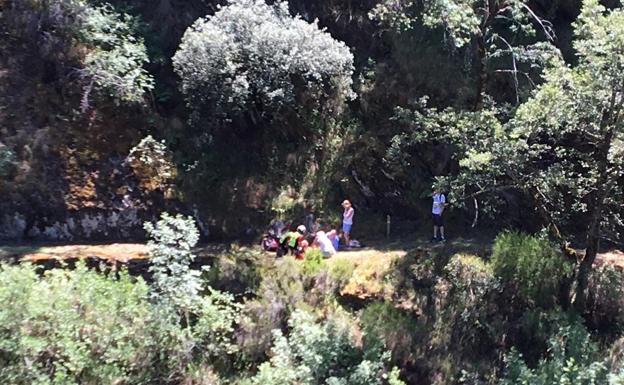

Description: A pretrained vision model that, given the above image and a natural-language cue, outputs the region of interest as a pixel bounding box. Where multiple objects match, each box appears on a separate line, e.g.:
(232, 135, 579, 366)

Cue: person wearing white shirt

(314, 230, 337, 257)
(431, 188, 446, 243)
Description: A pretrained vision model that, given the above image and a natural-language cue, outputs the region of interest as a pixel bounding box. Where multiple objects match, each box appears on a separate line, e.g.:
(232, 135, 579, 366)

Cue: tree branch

(519, 2, 555, 42)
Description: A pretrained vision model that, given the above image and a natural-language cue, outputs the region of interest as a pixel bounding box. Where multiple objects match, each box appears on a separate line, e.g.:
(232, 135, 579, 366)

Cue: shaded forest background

(0, 0, 608, 241)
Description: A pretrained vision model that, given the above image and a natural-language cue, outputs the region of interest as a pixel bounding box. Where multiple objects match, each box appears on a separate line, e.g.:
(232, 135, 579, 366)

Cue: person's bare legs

(344, 231, 350, 247)
(440, 226, 445, 240)
(433, 226, 439, 239)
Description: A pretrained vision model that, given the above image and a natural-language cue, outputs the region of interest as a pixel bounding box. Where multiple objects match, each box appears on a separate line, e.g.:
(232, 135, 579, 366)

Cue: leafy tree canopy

(370, 0, 555, 106)
(388, 0, 624, 310)
(172, 0, 355, 123)
(4, 0, 154, 107)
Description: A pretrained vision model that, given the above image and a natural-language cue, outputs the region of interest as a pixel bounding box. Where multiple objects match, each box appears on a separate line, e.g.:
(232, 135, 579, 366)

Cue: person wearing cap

(341, 200, 354, 248)
(277, 225, 308, 259)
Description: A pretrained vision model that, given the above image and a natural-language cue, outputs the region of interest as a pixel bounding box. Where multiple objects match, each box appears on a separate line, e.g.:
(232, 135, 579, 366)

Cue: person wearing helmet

(277, 225, 308, 259)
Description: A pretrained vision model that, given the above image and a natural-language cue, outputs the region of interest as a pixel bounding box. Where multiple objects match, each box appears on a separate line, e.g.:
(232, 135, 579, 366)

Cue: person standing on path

(431, 188, 446, 242)
(342, 200, 354, 247)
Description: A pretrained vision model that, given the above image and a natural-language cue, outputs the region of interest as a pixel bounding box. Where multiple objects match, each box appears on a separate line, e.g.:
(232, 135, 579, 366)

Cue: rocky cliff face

(0, 23, 161, 241)
(0, 0, 583, 242)
(0, 210, 142, 241)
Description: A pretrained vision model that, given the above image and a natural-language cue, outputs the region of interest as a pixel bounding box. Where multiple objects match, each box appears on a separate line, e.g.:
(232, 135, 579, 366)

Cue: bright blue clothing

(331, 236, 339, 250)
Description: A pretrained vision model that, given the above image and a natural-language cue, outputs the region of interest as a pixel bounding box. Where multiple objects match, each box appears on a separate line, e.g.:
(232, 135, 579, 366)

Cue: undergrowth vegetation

(491, 231, 573, 308)
(4, 222, 623, 385)
(4, 0, 153, 107)
(3, 0, 624, 383)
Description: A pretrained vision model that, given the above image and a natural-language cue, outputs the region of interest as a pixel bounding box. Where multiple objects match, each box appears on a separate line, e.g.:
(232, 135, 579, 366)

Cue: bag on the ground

(348, 239, 361, 248)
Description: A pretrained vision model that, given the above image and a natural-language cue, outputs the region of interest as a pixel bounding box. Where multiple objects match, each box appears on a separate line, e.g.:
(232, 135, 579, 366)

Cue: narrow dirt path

(1, 239, 622, 269)
(0, 243, 149, 263)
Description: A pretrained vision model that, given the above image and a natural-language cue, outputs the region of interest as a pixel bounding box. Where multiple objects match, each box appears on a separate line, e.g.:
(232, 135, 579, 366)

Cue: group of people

(275, 200, 354, 259)
(273, 187, 448, 260)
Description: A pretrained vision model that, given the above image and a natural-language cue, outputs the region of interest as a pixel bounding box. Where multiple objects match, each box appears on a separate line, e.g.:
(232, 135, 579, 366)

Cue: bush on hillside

(145, 212, 202, 310)
(144, 213, 240, 371)
(0, 263, 163, 384)
(0, 210, 243, 384)
(302, 247, 325, 276)
(360, 302, 427, 368)
(236, 256, 307, 363)
(328, 258, 356, 293)
(235, 254, 346, 365)
(410, 254, 509, 384)
(172, 0, 354, 122)
(3, 0, 153, 107)
(80, 3, 154, 105)
(251, 309, 405, 385)
(203, 246, 265, 296)
(434, 254, 501, 359)
(0, 260, 239, 385)
(3, 0, 85, 58)
(127, 135, 177, 191)
(500, 321, 608, 385)
(513, 310, 582, 367)
(490, 231, 573, 308)
(0, 145, 17, 179)
(587, 265, 624, 335)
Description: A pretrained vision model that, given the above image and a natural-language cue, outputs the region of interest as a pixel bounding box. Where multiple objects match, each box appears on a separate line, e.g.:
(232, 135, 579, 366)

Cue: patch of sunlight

(326, 246, 407, 300)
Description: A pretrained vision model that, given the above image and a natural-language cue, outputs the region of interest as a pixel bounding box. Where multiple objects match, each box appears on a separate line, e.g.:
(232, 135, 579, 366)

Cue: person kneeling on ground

(313, 230, 337, 258)
(277, 225, 308, 259)
(327, 229, 339, 251)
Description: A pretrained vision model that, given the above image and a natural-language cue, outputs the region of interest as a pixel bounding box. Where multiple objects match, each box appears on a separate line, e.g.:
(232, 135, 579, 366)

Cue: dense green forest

(2, 0, 624, 384)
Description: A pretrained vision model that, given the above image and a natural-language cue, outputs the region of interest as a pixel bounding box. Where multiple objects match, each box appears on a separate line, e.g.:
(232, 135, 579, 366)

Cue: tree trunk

(474, 34, 487, 111)
(473, 0, 498, 110)
(573, 124, 615, 312)
(574, 212, 601, 312)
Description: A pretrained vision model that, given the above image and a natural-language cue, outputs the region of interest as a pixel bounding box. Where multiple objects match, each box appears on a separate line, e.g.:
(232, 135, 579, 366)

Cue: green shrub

(302, 247, 325, 276)
(236, 253, 347, 366)
(236, 257, 306, 363)
(172, 0, 354, 121)
(0, 213, 240, 384)
(3, 0, 153, 107)
(490, 231, 573, 308)
(144, 213, 240, 372)
(360, 302, 426, 367)
(0, 145, 16, 179)
(499, 321, 608, 385)
(328, 258, 356, 291)
(0, 263, 159, 385)
(433, 254, 501, 360)
(387, 249, 437, 294)
(3, 0, 85, 56)
(445, 253, 494, 290)
(181, 364, 222, 385)
(145, 212, 202, 310)
(126, 135, 177, 190)
(514, 310, 580, 367)
(80, 3, 154, 105)
(203, 246, 265, 296)
(587, 265, 624, 335)
(251, 309, 405, 385)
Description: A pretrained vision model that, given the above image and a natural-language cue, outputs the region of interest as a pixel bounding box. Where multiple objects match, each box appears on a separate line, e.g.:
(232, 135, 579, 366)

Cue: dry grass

(325, 245, 408, 300)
